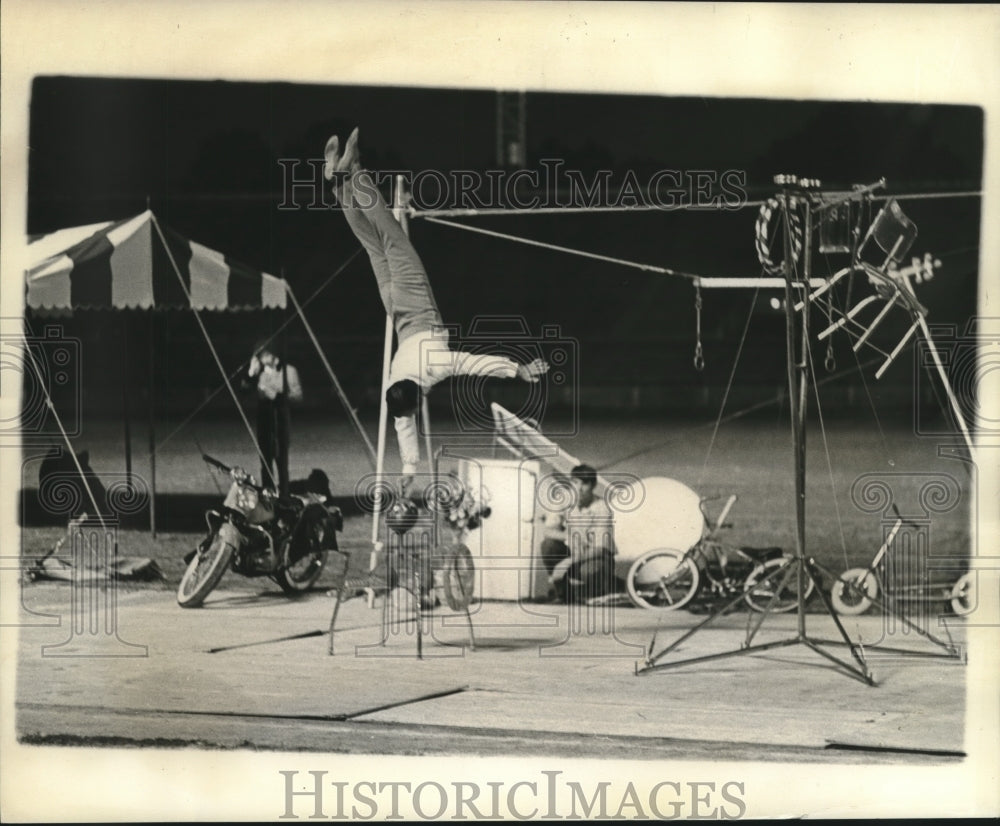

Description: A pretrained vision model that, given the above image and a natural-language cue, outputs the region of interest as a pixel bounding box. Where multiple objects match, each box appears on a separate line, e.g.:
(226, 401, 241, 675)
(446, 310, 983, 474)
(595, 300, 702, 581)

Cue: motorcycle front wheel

(744, 557, 815, 613)
(177, 528, 236, 608)
(625, 548, 700, 610)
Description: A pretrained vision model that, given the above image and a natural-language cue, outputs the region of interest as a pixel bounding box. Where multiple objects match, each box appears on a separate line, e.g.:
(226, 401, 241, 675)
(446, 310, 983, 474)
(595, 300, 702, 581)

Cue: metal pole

(121, 314, 132, 490)
(780, 188, 806, 636)
(366, 176, 406, 606)
(797, 196, 813, 637)
(148, 315, 157, 538)
(917, 315, 976, 459)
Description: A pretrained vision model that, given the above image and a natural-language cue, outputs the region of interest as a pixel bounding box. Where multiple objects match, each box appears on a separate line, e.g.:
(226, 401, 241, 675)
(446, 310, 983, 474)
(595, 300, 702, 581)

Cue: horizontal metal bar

(696, 277, 826, 289)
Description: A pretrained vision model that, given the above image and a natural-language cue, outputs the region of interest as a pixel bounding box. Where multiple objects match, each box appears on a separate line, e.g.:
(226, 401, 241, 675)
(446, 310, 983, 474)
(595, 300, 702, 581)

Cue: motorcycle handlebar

(202, 454, 232, 474)
(202, 454, 270, 494)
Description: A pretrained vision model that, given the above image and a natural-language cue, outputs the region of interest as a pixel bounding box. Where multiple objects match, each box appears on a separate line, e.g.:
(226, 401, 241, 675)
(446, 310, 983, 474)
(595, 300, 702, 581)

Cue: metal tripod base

(635, 556, 960, 685)
(636, 633, 875, 685)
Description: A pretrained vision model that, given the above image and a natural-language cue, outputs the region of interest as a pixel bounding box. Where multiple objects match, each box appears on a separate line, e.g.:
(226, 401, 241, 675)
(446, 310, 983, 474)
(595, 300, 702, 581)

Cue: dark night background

(24, 76, 984, 429)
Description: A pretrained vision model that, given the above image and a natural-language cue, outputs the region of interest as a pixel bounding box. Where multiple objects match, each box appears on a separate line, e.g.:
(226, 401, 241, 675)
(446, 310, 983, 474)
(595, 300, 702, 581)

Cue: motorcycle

(177, 454, 343, 608)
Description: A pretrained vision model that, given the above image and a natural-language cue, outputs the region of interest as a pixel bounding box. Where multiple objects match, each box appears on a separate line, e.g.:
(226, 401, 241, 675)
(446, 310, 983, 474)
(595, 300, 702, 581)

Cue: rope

(696, 280, 760, 491)
(407, 190, 981, 220)
(423, 216, 703, 282)
(598, 352, 895, 472)
(150, 215, 271, 484)
(152, 249, 362, 453)
(835, 292, 896, 467)
(285, 282, 378, 469)
(412, 202, 769, 218)
(693, 284, 705, 371)
(804, 327, 851, 571)
(20, 324, 108, 532)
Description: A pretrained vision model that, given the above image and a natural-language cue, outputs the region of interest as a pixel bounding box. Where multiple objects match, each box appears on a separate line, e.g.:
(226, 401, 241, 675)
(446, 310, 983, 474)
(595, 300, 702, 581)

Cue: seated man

(540, 464, 616, 603)
(324, 128, 549, 493)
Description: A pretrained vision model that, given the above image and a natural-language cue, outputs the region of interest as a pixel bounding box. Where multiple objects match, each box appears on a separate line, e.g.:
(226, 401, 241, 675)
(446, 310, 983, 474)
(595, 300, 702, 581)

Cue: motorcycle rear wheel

(625, 548, 700, 610)
(177, 530, 236, 608)
(275, 549, 328, 594)
(744, 557, 815, 613)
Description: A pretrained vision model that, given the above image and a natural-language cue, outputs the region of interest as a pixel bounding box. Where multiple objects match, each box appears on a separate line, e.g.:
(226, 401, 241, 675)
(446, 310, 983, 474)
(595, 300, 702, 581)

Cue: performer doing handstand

(325, 128, 549, 493)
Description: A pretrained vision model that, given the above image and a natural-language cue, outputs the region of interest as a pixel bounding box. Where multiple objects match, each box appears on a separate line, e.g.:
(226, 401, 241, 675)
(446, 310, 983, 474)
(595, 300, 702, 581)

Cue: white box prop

(456, 456, 551, 601)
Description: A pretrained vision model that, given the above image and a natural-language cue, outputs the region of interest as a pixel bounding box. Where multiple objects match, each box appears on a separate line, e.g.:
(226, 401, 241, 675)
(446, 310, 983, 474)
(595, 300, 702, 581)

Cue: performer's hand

(550, 557, 572, 582)
(398, 474, 414, 499)
(517, 358, 549, 383)
(248, 354, 262, 378)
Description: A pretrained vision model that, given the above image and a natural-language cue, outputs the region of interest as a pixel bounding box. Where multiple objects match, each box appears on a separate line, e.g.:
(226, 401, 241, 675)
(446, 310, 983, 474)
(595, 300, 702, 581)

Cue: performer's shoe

(323, 135, 340, 181)
(338, 127, 360, 174)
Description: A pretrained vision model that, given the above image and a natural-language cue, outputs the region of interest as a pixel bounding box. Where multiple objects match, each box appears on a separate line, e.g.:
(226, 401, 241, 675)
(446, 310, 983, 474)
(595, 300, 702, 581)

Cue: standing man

(324, 128, 548, 494)
(247, 340, 303, 496)
(541, 464, 616, 603)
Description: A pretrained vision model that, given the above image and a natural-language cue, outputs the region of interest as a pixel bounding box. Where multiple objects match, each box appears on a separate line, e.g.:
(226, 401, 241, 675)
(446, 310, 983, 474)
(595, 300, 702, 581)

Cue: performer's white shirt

(256, 362, 303, 403)
(390, 329, 519, 475)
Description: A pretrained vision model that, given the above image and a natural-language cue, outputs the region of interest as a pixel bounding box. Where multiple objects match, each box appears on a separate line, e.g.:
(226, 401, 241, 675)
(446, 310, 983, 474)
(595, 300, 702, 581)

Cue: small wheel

(830, 568, 878, 616)
(950, 572, 975, 617)
(436, 543, 475, 611)
(625, 548, 700, 610)
(177, 527, 236, 608)
(744, 557, 815, 613)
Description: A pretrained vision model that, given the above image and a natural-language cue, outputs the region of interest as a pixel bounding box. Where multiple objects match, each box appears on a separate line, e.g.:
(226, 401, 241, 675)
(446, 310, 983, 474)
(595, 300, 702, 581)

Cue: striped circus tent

(26, 210, 287, 310)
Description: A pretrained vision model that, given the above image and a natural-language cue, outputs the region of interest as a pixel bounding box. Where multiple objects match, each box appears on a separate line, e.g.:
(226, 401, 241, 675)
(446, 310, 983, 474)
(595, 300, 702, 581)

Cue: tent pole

(148, 313, 157, 538)
(121, 314, 132, 490)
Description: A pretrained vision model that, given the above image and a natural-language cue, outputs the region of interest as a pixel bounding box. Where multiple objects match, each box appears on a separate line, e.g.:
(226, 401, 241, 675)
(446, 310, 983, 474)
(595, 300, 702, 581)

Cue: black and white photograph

(2, 2, 998, 821)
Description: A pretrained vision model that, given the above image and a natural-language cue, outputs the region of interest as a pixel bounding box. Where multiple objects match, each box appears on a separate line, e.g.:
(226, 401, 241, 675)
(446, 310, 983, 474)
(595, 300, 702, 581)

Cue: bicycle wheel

(625, 548, 700, 610)
(950, 572, 975, 616)
(436, 543, 476, 611)
(744, 557, 815, 613)
(829, 567, 878, 616)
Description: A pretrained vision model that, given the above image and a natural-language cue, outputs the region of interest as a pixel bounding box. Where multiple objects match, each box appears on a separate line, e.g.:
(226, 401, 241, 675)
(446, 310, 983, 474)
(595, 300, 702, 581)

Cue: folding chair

(809, 199, 939, 378)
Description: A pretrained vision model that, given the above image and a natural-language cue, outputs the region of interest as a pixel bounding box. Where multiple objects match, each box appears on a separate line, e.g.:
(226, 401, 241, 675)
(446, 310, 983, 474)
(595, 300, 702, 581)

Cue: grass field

(18, 411, 973, 604)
